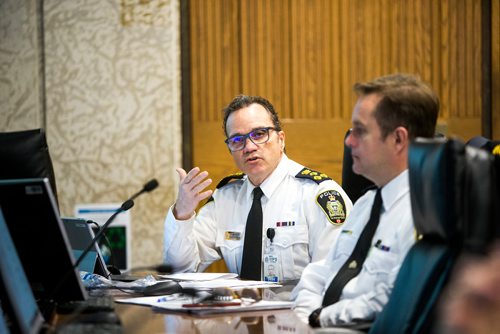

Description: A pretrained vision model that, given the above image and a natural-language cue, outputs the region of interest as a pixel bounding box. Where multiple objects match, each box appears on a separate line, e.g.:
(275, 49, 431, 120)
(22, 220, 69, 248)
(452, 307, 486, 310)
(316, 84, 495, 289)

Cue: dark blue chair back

(369, 138, 465, 334)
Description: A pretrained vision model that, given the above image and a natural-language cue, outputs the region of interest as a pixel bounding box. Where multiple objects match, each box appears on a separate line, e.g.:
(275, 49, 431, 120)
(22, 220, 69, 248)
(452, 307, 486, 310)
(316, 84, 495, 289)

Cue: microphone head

(155, 264, 173, 274)
(143, 179, 159, 192)
(121, 199, 135, 211)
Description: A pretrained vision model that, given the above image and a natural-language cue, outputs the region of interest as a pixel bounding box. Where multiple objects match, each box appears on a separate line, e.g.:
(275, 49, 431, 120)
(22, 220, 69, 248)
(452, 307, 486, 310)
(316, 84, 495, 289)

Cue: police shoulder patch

(316, 190, 347, 225)
(295, 168, 331, 184)
(216, 172, 245, 189)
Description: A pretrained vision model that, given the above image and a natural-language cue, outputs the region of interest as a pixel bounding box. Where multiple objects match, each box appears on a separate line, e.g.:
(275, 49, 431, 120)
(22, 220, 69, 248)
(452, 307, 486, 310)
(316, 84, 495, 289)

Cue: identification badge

(225, 231, 241, 240)
(263, 238, 281, 282)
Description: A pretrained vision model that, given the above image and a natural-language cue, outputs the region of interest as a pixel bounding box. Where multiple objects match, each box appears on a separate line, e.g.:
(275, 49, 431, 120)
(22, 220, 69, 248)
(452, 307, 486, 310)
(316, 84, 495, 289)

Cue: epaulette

(215, 172, 245, 189)
(295, 167, 331, 184)
(203, 172, 245, 206)
(492, 144, 500, 156)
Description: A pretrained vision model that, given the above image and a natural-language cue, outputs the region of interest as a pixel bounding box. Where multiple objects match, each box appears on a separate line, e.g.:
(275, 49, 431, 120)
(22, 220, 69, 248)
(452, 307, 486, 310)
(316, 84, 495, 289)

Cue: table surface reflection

(115, 302, 314, 334)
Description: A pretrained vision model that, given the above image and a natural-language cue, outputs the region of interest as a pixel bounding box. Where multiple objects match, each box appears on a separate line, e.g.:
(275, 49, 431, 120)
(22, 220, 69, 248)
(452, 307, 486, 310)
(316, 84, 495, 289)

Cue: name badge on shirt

(263, 239, 282, 283)
(225, 231, 241, 240)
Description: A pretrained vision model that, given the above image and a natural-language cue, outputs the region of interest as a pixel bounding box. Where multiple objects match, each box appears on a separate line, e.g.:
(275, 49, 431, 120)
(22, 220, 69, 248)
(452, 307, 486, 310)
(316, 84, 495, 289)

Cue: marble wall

(0, 0, 181, 268)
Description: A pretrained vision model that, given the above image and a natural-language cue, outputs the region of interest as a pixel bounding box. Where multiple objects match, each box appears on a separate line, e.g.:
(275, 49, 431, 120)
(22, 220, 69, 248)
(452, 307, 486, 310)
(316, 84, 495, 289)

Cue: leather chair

(369, 138, 466, 334)
(462, 144, 497, 254)
(465, 136, 500, 242)
(0, 129, 59, 206)
(342, 129, 374, 204)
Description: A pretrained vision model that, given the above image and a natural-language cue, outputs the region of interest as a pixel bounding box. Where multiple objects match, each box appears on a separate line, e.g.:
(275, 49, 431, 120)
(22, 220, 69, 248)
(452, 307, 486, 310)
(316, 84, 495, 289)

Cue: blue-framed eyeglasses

(224, 127, 278, 152)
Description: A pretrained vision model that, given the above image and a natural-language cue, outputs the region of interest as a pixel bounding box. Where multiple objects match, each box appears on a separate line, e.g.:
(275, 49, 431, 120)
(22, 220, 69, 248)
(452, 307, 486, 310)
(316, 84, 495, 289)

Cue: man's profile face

(225, 103, 285, 186)
(345, 94, 393, 186)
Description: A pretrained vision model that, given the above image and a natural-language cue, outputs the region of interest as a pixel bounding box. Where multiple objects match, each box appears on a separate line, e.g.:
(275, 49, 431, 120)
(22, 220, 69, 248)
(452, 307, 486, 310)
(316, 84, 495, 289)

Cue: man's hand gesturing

(173, 167, 213, 220)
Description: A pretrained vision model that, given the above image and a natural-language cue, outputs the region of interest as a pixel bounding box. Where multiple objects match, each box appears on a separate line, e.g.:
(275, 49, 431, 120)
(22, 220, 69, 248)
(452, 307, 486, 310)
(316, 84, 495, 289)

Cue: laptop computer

(0, 178, 87, 308)
(0, 206, 45, 334)
(62, 217, 109, 277)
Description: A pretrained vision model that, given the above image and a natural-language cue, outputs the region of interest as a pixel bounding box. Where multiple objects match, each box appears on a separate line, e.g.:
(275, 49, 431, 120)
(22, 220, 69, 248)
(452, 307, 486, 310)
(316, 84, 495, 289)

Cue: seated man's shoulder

(294, 167, 332, 185)
(215, 172, 245, 189)
(295, 167, 348, 226)
(202, 172, 245, 206)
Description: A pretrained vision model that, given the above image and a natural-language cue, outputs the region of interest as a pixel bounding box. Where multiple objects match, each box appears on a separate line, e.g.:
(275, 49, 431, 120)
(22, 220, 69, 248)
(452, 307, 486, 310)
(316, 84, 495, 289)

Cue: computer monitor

(0, 129, 59, 207)
(0, 206, 45, 334)
(0, 178, 87, 306)
(62, 217, 109, 277)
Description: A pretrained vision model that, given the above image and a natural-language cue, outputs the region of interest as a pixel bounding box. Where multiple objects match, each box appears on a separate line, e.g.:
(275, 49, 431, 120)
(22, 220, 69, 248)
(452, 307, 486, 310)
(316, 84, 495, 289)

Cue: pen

(157, 295, 185, 303)
(182, 302, 241, 308)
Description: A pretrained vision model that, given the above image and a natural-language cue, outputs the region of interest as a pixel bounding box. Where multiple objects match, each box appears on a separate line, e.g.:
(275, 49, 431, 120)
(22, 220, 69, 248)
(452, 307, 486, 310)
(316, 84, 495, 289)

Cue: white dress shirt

(163, 155, 353, 282)
(291, 170, 415, 325)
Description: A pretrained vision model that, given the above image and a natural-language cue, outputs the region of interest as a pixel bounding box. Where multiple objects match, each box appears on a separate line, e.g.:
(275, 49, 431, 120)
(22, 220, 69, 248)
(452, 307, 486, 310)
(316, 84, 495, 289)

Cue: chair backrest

(341, 129, 374, 203)
(462, 145, 497, 254)
(369, 138, 466, 334)
(0, 129, 58, 206)
(465, 136, 500, 242)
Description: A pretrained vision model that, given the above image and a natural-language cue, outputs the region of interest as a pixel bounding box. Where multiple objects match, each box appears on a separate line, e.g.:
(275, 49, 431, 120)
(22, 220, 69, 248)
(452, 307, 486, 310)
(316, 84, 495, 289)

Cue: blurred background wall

(0, 0, 181, 268)
(1, 0, 498, 271)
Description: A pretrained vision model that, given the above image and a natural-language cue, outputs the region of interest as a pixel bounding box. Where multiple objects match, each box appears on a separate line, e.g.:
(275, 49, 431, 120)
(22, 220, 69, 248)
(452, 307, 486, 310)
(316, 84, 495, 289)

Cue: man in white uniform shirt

(163, 95, 352, 285)
(292, 74, 440, 327)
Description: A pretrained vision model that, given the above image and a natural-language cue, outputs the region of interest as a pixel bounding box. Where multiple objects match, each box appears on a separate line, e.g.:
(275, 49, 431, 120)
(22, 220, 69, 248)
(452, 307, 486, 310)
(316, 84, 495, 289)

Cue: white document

(115, 295, 293, 315)
(159, 272, 238, 281)
(178, 279, 282, 290)
(154, 299, 294, 315)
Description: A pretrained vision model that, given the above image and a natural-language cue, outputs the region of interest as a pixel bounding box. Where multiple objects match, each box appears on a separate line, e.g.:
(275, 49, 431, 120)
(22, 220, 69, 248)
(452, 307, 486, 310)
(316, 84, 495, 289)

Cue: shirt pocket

(334, 231, 360, 259)
(215, 228, 244, 272)
(358, 246, 399, 291)
(272, 224, 309, 280)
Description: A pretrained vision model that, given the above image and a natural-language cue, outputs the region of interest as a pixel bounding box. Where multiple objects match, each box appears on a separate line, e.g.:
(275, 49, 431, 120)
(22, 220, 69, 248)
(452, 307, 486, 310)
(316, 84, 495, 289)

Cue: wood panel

(188, 0, 493, 272)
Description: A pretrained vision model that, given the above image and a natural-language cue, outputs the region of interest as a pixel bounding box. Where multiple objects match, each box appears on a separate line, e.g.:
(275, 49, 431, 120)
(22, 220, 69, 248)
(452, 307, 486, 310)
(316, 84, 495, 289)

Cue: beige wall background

(0, 0, 181, 268)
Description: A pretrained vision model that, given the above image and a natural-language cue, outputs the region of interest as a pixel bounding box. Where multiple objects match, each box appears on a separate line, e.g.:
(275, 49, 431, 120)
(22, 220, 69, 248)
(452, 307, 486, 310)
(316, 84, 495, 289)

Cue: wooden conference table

(114, 302, 314, 334)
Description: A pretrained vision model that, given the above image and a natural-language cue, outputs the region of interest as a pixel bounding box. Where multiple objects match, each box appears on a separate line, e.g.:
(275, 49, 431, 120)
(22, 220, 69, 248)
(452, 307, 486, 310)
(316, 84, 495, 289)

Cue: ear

(278, 131, 285, 151)
(393, 126, 409, 151)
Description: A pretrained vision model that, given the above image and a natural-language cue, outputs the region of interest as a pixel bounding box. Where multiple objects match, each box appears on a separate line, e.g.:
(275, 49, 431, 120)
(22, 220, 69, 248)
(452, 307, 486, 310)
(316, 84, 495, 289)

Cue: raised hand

(173, 167, 213, 220)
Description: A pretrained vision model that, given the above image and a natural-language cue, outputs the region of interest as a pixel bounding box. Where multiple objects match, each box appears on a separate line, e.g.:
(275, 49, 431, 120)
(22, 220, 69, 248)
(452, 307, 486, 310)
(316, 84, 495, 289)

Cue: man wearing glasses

(163, 95, 352, 287)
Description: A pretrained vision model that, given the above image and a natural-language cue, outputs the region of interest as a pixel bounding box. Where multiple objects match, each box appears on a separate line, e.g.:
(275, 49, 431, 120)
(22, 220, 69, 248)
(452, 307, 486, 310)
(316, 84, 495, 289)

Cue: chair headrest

(462, 145, 497, 253)
(467, 136, 500, 156)
(0, 129, 58, 206)
(409, 137, 464, 242)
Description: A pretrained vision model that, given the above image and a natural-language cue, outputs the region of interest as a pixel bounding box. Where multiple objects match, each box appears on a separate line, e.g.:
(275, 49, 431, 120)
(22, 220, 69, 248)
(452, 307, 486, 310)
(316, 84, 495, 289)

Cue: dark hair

(353, 74, 440, 140)
(222, 95, 282, 136)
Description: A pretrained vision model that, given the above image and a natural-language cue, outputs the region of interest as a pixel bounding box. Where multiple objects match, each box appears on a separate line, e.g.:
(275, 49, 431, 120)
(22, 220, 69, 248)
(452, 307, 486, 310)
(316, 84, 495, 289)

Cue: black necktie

(240, 187, 264, 280)
(322, 188, 383, 306)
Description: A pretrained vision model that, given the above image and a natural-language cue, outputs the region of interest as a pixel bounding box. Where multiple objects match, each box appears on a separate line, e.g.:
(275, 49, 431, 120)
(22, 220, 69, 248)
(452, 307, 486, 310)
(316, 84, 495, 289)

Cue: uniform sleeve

(290, 258, 330, 323)
(318, 212, 416, 326)
(307, 180, 353, 262)
(163, 201, 222, 272)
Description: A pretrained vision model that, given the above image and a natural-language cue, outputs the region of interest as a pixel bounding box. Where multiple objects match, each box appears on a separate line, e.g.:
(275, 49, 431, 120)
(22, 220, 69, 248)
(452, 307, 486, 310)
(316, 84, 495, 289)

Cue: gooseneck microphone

(75, 178, 158, 269)
(50, 179, 159, 301)
(124, 263, 173, 274)
(129, 178, 159, 201)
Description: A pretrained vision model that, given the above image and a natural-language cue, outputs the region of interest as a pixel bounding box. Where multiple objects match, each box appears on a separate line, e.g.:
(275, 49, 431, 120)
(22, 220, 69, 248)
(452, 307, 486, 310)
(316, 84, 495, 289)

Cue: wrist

(172, 204, 193, 220)
(309, 307, 323, 328)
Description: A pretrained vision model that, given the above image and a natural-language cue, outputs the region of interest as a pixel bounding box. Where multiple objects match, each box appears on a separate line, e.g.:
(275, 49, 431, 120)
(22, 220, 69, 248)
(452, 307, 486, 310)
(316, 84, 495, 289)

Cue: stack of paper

(115, 272, 292, 315)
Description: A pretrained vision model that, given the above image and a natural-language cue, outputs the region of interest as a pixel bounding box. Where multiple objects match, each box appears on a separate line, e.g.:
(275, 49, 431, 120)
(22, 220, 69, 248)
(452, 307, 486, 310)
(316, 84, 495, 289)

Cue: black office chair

(369, 138, 466, 334)
(0, 128, 59, 206)
(465, 136, 500, 242)
(342, 129, 374, 204)
(462, 144, 498, 254)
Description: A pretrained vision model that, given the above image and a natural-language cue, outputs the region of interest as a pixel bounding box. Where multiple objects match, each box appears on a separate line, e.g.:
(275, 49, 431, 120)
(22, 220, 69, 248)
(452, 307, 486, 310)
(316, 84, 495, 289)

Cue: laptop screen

(0, 178, 87, 305)
(0, 206, 44, 334)
(62, 217, 109, 277)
